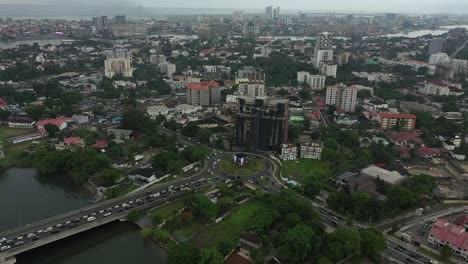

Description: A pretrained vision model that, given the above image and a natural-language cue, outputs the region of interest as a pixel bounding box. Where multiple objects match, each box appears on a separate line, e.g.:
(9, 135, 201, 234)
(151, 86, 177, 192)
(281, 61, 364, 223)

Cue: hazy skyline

(0, 0, 466, 14)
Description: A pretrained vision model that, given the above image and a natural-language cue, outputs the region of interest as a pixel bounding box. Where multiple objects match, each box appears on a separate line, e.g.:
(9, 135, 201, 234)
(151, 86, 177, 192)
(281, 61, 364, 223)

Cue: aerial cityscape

(0, 0, 468, 264)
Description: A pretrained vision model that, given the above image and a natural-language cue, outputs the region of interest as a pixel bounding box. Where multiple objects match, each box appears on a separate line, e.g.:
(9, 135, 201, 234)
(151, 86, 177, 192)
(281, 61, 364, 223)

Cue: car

(99, 210, 104, 214)
(122, 203, 129, 207)
(87, 217, 96, 222)
(73, 218, 80, 223)
(0, 238, 5, 243)
(16, 236, 23, 240)
(82, 215, 89, 219)
(37, 229, 44, 234)
(1, 246, 10, 251)
(27, 233, 35, 238)
(45, 227, 53, 232)
(56, 224, 62, 228)
(104, 212, 112, 217)
(417, 229, 426, 236)
(14, 241, 24, 246)
(114, 205, 120, 209)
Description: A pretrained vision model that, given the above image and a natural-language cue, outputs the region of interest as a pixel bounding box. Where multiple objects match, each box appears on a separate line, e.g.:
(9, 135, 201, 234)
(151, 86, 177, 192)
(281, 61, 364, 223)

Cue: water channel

(0, 168, 167, 264)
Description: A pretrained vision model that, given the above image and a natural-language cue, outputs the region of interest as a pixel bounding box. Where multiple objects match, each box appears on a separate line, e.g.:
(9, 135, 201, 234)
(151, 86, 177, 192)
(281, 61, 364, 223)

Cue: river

(0, 168, 167, 264)
(377, 25, 468, 38)
(0, 39, 73, 50)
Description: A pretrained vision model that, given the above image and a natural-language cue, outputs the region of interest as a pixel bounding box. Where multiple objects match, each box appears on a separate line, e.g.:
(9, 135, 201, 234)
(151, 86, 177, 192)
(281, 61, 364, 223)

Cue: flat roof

(361, 165, 405, 185)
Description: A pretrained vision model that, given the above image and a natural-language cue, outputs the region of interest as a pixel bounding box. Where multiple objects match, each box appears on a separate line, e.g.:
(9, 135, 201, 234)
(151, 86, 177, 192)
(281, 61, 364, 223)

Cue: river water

(0, 168, 167, 264)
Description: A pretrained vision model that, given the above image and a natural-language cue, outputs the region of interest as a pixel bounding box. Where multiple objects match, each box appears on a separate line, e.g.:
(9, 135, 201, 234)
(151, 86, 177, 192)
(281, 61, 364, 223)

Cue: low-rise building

(107, 129, 133, 140)
(280, 144, 297, 161)
(147, 105, 169, 118)
(379, 112, 416, 130)
(361, 165, 405, 185)
(55, 137, 85, 151)
(300, 142, 323, 159)
(128, 168, 157, 183)
(8, 115, 35, 128)
(428, 219, 468, 260)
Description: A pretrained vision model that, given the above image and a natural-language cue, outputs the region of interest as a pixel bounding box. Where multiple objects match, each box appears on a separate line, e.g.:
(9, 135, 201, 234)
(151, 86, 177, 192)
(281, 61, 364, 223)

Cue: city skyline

(0, 0, 467, 14)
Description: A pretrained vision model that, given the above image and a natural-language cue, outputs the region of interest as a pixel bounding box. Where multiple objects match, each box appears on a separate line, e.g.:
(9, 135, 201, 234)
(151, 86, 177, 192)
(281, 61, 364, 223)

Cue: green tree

(441, 245, 452, 259)
(44, 123, 60, 137)
(194, 195, 220, 219)
(249, 209, 276, 233)
(216, 239, 235, 256)
(323, 228, 361, 262)
(167, 243, 200, 264)
(288, 124, 301, 143)
(359, 228, 386, 257)
(25, 105, 45, 121)
(278, 224, 321, 263)
(95, 169, 121, 187)
(122, 108, 149, 131)
(196, 128, 212, 144)
(198, 248, 224, 264)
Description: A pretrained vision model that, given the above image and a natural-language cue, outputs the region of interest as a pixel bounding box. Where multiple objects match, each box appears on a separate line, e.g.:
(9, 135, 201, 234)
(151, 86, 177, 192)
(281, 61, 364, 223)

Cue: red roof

(390, 132, 422, 143)
(429, 219, 468, 251)
(199, 49, 216, 55)
(406, 60, 434, 66)
(91, 140, 109, 149)
(63, 137, 83, 145)
(380, 112, 416, 119)
(428, 80, 447, 87)
(187, 80, 220, 90)
(36, 116, 74, 128)
(417, 147, 441, 156)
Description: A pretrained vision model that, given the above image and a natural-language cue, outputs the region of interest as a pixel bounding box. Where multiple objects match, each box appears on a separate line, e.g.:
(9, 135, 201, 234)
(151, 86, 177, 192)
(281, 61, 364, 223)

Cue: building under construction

(235, 96, 289, 151)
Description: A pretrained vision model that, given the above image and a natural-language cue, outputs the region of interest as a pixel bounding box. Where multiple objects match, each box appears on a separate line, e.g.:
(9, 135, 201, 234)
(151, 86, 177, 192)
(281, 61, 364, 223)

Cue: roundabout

(216, 153, 266, 176)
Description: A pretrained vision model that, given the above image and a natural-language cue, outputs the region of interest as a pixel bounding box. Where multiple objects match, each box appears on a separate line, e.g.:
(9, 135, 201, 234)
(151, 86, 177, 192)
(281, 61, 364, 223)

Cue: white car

(1, 246, 11, 251)
(87, 217, 96, 222)
(27, 233, 35, 238)
(104, 212, 112, 217)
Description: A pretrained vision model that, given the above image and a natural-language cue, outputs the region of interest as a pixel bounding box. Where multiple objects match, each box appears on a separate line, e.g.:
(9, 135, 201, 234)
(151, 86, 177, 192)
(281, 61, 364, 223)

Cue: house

(428, 219, 468, 260)
(334, 114, 358, 126)
(128, 168, 156, 183)
(389, 132, 423, 148)
(8, 115, 35, 128)
(175, 104, 200, 114)
(416, 147, 444, 164)
(147, 105, 169, 118)
(107, 129, 133, 140)
(91, 140, 109, 149)
(36, 116, 74, 130)
(280, 144, 297, 161)
(55, 137, 85, 151)
(438, 132, 461, 150)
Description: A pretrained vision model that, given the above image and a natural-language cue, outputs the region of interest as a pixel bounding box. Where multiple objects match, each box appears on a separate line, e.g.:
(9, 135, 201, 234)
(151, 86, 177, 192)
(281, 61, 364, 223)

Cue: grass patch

(192, 200, 264, 248)
(0, 127, 36, 140)
(173, 220, 206, 242)
(417, 247, 455, 264)
(219, 157, 264, 176)
(282, 159, 331, 182)
(149, 199, 186, 220)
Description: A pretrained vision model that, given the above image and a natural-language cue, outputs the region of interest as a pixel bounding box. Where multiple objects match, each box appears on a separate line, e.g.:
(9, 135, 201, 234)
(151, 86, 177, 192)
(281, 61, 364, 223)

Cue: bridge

(0, 176, 210, 264)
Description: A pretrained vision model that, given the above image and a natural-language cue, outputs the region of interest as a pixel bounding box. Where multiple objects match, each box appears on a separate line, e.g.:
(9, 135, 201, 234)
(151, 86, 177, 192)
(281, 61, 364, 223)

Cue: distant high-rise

(385, 13, 397, 22)
(114, 15, 126, 24)
(104, 58, 133, 78)
(266, 6, 273, 19)
(233, 11, 244, 22)
(242, 21, 259, 36)
(235, 96, 289, 151)
(325, 84, 357, 112)
(93, 16, 108, 29)
(273, 7, 280, 20)
(428, 38, 447, 55)
(313, 32, 334, 69)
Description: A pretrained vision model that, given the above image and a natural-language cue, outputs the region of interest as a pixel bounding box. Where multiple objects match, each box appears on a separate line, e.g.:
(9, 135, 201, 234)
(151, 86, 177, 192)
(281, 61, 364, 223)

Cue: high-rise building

(238, 82, 266, 97)
(114, 15, 127, 24)
(450, 59, 467, 75)
(186, 81, 221, 106)
(266, 6, 273, 19)
(93, 16, 108, 29)
(320, 62, 337, 78)
(273, 7, 280, 20)
(233, 11, 244, 22)
(313, 32, 334, 68)
(385, 13, 397, 22)
(284, 16, 291, 25)
(429, 53, 450, 65)
(235, 96, 289, 151)
(236, 67, 265, 83)
(308, 75, 326, 90)
(159, 62, 176, 78)
(325, 84, 357, 112)
(104, 58, 133, 78)
(428, 38, 447, 55)
(297, 71, 310, 85)
(242, 21, 259, 36)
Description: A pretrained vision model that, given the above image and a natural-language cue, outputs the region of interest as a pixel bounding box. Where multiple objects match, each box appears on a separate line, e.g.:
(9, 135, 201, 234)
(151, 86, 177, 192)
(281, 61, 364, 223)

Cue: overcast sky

(0, 0, 466, 13)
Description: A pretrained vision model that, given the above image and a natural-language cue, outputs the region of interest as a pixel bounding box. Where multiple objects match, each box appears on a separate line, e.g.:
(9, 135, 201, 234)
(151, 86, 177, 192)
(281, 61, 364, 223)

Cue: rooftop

(361, 165, 405, 185)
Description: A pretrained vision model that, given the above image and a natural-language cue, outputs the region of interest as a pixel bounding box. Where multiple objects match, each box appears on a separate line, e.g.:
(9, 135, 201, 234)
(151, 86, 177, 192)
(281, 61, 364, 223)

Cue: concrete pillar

(0, 256, 17, 264)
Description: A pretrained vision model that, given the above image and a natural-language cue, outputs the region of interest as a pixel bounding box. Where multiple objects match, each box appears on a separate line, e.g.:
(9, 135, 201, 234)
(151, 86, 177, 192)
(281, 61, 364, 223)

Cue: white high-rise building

(314, 32, 334, 68)
(297, 71, 310, 85)
(308, 75, 326, 90)
(104, 58, 133, 78)
(159, 62, 176, 78)
(233, 11, 244, 21)
(238, 82, 266, 97)
(325, 84, 357, 112)
(320, 62, 337, 78)
(429, 53, 450, 65)
(450, 59, 467, 75)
